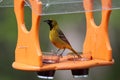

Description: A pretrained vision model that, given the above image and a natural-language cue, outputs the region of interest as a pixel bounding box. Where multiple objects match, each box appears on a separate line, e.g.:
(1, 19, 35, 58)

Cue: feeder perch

(12, 0, 114, 72)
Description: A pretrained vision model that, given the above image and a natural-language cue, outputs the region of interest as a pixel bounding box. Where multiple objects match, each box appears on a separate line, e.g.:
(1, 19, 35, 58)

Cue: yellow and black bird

(44, 19, 81, 58)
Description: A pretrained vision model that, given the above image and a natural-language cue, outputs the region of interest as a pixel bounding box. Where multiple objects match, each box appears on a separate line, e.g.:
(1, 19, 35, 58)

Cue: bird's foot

(73, 55, 82, 62)
(58, 54, 63, 58)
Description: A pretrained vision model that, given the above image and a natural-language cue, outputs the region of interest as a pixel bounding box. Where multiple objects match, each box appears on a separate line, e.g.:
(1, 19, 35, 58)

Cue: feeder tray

(12, 0, 114, 71)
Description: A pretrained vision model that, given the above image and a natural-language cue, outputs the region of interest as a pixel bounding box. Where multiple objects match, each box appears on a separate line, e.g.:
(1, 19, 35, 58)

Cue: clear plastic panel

(0, 0, 13, 7)
(41, 0, 84, 15)
(0, 0, 120, 15)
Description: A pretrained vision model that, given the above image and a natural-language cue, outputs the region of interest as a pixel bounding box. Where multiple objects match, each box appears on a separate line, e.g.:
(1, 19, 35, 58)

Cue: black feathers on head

(44, 20, 53, 30)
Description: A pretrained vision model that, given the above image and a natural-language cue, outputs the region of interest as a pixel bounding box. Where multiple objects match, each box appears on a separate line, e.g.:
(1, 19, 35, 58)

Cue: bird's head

(44, 19, 57, 30)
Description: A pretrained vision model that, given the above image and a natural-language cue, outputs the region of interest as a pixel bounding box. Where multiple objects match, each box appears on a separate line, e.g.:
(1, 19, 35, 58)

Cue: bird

(44, 19, 81, 58)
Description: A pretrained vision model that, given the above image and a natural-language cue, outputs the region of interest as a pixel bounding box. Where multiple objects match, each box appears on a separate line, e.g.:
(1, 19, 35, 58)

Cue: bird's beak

(44, 20, 50, 23)
(44, 20, 53, 30)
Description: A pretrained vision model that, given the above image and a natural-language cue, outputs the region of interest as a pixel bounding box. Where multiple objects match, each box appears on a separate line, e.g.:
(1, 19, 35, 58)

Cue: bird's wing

(57, 29, 71, 45)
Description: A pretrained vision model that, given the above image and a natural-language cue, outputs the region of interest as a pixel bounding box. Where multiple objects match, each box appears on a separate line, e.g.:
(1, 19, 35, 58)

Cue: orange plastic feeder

(12, 0, 114, 71)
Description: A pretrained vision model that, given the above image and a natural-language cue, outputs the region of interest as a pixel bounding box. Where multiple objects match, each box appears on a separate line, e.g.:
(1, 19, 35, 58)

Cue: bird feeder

(12, 0, 114, 79)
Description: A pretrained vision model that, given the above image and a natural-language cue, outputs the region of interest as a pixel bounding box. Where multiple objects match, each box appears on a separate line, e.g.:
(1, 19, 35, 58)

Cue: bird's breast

(49, 30, 71, 49)
(49, 30, 58, 42)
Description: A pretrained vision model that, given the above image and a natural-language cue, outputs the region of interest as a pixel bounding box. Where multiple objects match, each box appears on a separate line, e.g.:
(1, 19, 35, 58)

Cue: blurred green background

(0, 6, 120, 80)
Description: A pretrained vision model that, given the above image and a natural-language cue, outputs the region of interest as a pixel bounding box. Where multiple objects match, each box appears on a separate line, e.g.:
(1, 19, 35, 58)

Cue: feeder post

(83, 0, 112, 61)
(12, 0, 43, 71)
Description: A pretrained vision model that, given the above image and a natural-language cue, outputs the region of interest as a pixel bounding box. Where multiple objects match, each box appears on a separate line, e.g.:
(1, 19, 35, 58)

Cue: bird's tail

(70, 48, 81, 58)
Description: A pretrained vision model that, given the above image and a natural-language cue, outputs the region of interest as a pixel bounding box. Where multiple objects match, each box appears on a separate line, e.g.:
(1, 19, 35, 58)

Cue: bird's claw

(58, 54, 63, 58)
